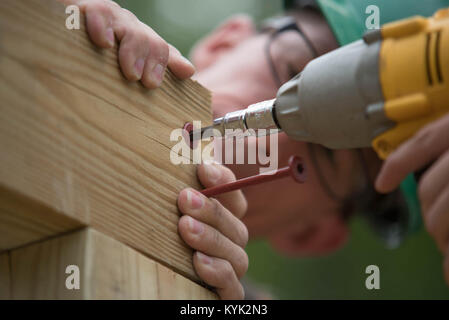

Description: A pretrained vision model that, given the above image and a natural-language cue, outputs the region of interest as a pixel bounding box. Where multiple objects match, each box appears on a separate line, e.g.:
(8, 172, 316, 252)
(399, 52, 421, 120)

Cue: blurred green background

(115, 0, 449, 299)
(114, 0, 282, 56)
(247, 218, 449, 299)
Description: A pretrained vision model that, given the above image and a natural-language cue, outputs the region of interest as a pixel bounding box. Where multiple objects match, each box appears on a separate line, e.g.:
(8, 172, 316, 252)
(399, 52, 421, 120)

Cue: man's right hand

(59, 0, 195, 88)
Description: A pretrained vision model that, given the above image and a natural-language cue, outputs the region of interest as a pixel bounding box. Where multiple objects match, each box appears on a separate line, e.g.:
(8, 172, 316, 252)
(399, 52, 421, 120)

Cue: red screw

(183, 122, 204, 150)
(183, 122, 196, 149)
(201, 156, 306, 197)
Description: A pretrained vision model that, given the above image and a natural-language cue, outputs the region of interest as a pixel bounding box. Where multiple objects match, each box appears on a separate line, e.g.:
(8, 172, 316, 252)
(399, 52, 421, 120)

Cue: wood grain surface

(0, 253, 10, 299)
(4, 228, 216, 299)
(0, 0, 212, 281)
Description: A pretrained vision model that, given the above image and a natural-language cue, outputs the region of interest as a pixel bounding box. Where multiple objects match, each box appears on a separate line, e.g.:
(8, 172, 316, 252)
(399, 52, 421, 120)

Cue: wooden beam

(6, 228, 216, 299)
(0, 186, 83, 250)
(0, 253, 10, 299)
(0, 0, 211, 281)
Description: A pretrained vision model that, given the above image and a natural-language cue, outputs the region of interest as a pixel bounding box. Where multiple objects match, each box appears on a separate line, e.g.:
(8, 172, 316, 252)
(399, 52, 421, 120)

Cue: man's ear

(190, 14, 256, 71)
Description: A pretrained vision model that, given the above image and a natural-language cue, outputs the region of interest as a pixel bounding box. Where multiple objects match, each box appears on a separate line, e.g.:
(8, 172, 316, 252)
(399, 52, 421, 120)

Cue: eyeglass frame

(260, 15, 319, 87)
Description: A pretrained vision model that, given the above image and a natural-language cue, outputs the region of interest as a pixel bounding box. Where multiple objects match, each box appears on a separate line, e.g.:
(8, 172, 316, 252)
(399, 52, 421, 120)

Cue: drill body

(209, 8, 449, 160)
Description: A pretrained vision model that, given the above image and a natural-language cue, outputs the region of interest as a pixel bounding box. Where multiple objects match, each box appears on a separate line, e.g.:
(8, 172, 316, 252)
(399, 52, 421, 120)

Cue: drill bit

(189, 99, 279, 142)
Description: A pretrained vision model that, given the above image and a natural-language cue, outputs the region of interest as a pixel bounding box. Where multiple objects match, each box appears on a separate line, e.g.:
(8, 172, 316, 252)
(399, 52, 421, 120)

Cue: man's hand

(177, 163, 249, 300)
(375, 113, 449, 285)
(59, 0, 195, 88)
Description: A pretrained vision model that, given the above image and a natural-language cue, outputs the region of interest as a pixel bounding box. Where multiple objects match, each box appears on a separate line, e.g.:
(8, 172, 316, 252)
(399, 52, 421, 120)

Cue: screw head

(182, 122, 199, 150)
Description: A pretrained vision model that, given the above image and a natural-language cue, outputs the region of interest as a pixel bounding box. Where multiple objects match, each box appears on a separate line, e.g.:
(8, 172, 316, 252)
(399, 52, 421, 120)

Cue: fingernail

(204, 164, 221, 183)
(134, 58, 145, 79)
(106, 28, 115, 47)
(188, 216, 203, 235)
(152, 63, 165, 85)
(186, 189, 204, 209)
(196, 251, 211, 265)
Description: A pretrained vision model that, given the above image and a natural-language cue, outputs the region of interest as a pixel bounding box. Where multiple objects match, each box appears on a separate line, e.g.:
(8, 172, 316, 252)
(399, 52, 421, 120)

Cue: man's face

(190, 13, 370, 256)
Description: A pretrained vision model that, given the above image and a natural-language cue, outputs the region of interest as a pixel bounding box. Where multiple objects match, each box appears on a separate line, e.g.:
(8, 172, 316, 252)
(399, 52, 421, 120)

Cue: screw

(201, 156, 306, 197)
(183, 122, 196, 149)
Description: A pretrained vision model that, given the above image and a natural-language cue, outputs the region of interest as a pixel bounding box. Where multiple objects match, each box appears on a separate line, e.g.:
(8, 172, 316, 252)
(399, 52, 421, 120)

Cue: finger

(418, 150, 449, 212)
(117, 30, 151, 81)
(193, 252, 244, 300)
(178, 188, 248, 248)
(167, 45, 195, 79)
(178, 216, 248, 278)
(140, 24, 169, 88)
(114, 13, 169, 86)
(197, 163, 248, 218)
(375, 114, 449, 193)
(109, 8, 152, 82)
(423, 185, 449, 253)
(83, 1, 115, 48)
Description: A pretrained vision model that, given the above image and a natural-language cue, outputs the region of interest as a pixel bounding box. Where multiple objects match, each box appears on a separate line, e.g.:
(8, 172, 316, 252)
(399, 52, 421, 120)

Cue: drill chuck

(203, 99, 279, 138)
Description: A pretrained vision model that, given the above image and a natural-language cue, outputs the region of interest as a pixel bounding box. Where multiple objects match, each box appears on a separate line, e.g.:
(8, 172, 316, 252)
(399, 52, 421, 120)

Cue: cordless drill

(197, 8, 449, 160)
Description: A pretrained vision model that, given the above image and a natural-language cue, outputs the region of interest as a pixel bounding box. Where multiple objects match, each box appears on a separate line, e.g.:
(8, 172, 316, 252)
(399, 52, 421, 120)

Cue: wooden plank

(8, 228, 216, 299)
(156, 263, 215, 299)
(0, 253, 10, 299)
(0, 0, 211, 280)
(0, 186, 83, 250)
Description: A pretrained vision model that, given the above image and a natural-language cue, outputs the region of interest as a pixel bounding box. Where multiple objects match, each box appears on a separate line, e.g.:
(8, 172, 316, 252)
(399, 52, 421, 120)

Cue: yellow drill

(198, 8, 449, 160)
